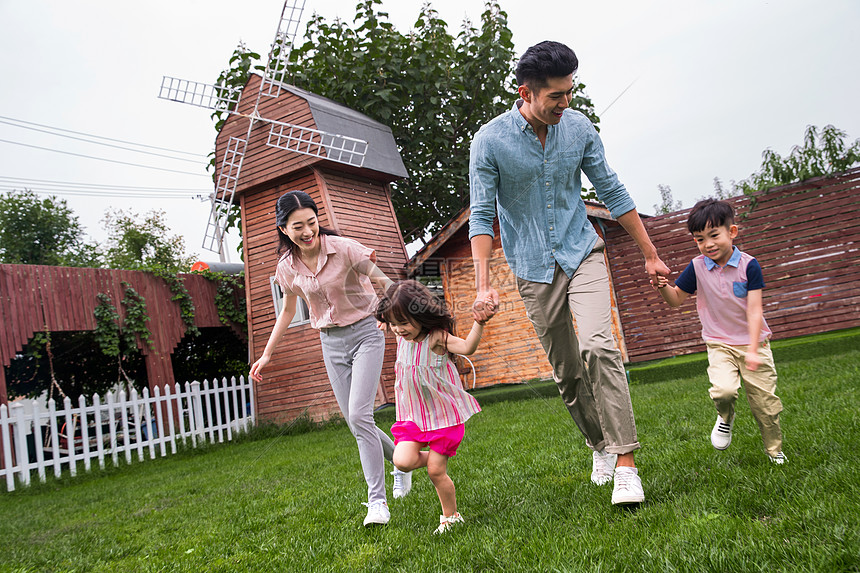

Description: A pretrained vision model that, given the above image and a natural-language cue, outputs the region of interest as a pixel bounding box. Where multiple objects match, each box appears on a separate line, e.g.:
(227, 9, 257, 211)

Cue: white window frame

(270, 276, 310, 327)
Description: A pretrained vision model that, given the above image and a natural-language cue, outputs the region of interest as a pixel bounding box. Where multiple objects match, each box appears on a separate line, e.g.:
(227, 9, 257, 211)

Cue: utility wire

(0, 175, 210, 193)
(0, 119, 205, 164)
(0, 138, 210, 177)
(0, 115, 207, 157)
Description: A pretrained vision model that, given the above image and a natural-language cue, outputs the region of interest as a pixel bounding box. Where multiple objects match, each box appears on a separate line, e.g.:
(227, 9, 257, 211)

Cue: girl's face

(281, 207, 320, 252)
(388, 316, 424, 342)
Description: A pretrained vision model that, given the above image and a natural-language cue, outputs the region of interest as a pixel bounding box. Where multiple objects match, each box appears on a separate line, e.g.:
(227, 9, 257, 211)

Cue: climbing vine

(149, 269, 199, 338)
(93, 283, 153, 384)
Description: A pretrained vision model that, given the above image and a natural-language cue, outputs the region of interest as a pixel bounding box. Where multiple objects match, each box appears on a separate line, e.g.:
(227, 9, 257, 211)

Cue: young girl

(375, 280, 486, 534)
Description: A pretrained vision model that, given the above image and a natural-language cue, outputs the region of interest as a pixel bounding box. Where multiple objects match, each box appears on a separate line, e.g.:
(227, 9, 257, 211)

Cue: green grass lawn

(2, 330, 859, 572)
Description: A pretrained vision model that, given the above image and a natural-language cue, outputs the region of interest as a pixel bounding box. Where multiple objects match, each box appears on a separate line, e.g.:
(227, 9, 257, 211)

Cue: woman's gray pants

(320, 315, 395, 504)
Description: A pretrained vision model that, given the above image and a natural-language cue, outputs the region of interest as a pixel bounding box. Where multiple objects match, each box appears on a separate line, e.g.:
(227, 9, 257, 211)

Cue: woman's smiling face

(281, 207, 320, 252)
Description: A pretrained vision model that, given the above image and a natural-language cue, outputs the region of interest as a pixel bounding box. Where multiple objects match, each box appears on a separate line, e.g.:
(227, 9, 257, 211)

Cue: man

(469, 41, 670, 505)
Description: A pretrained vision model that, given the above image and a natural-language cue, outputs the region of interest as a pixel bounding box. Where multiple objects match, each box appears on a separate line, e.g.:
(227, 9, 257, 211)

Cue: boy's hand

(650, 275, 669, 289)
(745, 349, 761, 371)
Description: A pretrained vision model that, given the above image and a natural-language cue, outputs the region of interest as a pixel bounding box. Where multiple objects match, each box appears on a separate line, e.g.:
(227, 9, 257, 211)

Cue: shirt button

(547, 204, 551, 208)
(546, 182, 550, 186)
(550, 226, 553, 230)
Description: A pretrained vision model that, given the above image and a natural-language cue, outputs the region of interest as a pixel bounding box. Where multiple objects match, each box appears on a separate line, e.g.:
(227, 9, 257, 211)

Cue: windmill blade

(261, 0, 307, 97)
(266, 119, 368, 168)
(203, 136, 247, 253)
(159, 76, 241, 111)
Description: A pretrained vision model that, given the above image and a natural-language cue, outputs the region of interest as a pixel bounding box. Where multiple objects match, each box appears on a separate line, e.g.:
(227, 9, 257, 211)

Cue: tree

(101, 208, 196, 273)
(734, 124, 860, 196)
(653, 184, 682, 214)
(216, 0, 599, 243)
(0, 189, 100, 267)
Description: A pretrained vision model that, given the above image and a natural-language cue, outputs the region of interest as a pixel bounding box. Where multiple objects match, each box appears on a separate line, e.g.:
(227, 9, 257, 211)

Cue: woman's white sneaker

(392, 469, 412, 498)
(362, 500, 390, 526)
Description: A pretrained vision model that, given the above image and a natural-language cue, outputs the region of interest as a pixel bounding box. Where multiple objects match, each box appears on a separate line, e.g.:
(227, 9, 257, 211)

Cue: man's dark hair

(515, 41, 579, 91)
(687, 199, 735, 233)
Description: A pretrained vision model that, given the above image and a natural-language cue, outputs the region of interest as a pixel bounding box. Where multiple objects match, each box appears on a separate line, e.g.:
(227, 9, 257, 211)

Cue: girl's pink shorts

(391, 420, 465, 457)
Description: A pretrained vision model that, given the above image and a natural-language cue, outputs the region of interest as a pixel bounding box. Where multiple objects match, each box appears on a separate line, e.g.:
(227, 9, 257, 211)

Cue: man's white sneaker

(362, 500, 390, 526)
(769, 452, 788, 465)
(611, 466, 645, 505)
(591, 449, 617, 485)
(710, 413, 735, 450)
(433, 512, 464, 534)
(392, 469, 412, 499)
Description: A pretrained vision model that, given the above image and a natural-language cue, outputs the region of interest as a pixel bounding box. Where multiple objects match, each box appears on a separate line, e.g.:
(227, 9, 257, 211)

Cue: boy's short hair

(687, 199, 735, 233)
(515, 41, 578, 91)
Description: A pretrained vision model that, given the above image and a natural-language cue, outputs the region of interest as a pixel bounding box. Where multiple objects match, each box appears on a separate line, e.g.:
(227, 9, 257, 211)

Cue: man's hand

(645, 256, 671, 286)
(472, 288, 499, 324)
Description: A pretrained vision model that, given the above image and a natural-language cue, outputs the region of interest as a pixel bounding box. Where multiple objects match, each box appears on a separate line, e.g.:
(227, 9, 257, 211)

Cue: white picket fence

(0, 376, 255, 492)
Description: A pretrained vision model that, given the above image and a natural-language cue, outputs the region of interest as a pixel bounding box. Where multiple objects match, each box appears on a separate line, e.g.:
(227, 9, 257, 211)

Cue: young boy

(653, 199, 786, 464)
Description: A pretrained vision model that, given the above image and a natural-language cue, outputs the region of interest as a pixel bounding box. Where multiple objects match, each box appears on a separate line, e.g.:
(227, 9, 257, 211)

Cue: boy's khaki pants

(706, 341, 784, 457)
(515, 242, 639, 455)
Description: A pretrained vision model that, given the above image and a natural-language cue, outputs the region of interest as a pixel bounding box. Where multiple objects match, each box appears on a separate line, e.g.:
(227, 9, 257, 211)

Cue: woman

(250, 190, 411, 526)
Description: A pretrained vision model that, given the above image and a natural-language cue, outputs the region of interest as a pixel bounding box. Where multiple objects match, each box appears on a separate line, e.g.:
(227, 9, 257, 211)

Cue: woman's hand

(250, 355, 270, 383)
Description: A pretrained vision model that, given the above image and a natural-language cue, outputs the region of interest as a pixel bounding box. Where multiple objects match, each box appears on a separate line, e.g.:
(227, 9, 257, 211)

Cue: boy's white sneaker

(433, 512, 464, 534)
(591, 449, 617, 485)
(362, 500, 390, 527)
(710, 413, 735, 450)
(769, 452, 788, 465)
(611, 466, 645, 505)
(392, 469, 412, 499)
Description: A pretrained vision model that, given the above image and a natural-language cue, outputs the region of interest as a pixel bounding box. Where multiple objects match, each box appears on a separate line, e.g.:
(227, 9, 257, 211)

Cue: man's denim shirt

(469, 102, 636, 284)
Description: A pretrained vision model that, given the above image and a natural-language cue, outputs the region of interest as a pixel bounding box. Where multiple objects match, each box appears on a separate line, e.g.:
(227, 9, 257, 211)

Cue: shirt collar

(704, 246, 742, 270)
(512, 100, 529, 132)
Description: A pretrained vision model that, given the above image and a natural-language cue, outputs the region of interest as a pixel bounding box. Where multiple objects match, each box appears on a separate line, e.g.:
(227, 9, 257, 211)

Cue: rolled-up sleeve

(581, 126, 636, 219)
(469, 132, 498, 239)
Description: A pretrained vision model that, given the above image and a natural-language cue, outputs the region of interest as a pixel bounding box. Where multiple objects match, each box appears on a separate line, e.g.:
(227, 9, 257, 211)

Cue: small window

(270, 277, 310, 327)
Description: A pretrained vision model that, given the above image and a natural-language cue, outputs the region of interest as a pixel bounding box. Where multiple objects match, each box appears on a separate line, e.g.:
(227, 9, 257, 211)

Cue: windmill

(158, 0, 369, 258)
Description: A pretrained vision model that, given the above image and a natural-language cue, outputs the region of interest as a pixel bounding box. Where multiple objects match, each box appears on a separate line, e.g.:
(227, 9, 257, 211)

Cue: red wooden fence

(0, 265, 245, 405)
(605, 168, 860, 362)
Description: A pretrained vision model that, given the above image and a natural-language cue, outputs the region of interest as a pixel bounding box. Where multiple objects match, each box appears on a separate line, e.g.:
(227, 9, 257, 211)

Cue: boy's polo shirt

(274, 234, 378, 329)
(674, 247, 772, 346)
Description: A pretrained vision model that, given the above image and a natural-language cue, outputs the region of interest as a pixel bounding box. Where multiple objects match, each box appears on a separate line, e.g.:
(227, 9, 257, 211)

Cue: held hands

(646, 256, 671, 286)
(651, 274, 669, 290)
(472, 288, 499, 324)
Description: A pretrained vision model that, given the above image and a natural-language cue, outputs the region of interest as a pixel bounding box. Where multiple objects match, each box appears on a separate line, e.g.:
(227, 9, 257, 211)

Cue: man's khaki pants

(516, 242, 639, 455)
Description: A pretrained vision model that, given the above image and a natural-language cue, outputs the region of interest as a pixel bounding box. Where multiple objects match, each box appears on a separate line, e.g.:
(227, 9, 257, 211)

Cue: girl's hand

(250, 355, 270, 382)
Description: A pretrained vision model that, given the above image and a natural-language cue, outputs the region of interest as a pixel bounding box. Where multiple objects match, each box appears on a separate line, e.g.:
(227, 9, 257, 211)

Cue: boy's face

(692, 223, 738, 266)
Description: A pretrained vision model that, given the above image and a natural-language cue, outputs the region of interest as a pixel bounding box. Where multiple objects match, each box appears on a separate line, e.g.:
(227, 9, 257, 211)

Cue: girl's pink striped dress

(394, 334, 481, 431)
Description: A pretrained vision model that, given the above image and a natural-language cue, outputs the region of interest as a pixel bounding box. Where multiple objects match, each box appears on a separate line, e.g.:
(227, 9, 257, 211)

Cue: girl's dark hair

(275, 190, 338, 255)
(687, 199, 735, 233)
(375, 280, 455, 344)
(515, 41, 579, 91)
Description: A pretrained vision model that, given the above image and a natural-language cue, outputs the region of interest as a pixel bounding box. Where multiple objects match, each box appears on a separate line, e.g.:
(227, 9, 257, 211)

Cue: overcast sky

(1, 0, 857, 262)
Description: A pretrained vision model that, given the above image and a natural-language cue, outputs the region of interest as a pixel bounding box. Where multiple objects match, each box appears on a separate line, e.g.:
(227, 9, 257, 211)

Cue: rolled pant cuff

(604, 442, 640, 455)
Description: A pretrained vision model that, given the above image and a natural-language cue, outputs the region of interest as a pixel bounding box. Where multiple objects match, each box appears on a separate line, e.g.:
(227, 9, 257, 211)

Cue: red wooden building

(0, 265, 244, 405)
(217, 75, 409, 423)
